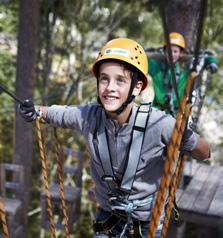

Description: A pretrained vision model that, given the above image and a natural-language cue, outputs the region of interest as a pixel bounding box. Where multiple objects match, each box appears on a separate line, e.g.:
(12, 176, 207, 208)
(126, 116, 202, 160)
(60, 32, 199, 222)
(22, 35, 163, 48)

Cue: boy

(19, 38, 210, 238)
(148, 32, 218, 117)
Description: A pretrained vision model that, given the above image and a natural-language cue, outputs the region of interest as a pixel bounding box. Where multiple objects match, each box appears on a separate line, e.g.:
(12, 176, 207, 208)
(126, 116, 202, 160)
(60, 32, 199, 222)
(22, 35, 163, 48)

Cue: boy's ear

(133, 80, 143, 96)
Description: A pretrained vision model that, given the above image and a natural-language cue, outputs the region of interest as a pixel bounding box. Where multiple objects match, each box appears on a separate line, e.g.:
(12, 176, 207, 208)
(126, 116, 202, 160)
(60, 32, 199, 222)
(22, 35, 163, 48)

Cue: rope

(0, 198, 9, 238)
(160, 153, 188, 238)
(146, 71, 197, 238)
(53, 128, 70, 238)
(147, 1, 208, 237)
(158, 0, 181, 109)
(35, 118, 57, 238)
(191, 0, 208, 72)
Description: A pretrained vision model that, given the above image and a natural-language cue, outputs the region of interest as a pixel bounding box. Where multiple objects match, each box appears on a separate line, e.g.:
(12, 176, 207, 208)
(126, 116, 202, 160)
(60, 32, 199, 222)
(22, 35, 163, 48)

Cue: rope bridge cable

(0, 198, 9, 238)
(159, 81, 195, 238)
(0, 114, 9, 238)
(160, 152, 188, 238)
(53, 128, 70, 238)
(146, 70, 197, 238)
(158, 0, 182, 112)
(147, 0, 208, 236)
(35, 118, 57, 238)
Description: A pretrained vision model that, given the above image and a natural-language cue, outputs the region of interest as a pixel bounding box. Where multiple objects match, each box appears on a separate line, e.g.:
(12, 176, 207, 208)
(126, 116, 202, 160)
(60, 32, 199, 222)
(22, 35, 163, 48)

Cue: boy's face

(98, 61, 142, 115)
(164, 45, 182, 64)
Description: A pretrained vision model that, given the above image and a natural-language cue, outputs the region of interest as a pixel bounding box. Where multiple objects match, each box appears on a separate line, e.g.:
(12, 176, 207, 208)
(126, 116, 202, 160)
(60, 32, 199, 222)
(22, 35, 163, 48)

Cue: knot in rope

(125, 201, 137, 213)
(110, 197, 153, 214)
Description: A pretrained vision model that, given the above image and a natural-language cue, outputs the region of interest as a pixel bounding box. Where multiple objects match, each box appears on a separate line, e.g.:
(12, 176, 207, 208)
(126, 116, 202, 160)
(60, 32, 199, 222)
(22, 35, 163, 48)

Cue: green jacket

(148, 58, 189, 116)
(148, 54, 217, 116)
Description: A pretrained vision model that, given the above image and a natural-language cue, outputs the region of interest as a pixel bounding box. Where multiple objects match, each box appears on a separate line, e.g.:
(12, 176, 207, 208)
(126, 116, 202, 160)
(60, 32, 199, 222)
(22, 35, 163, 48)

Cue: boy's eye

(117, 77, 126, 84)
(99, 76, 109, 82)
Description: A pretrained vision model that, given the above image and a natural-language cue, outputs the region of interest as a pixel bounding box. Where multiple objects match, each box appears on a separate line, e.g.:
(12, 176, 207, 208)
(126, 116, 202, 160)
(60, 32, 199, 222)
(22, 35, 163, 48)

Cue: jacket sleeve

(159, 112, 199, 154)
(45, 104, 99, 134)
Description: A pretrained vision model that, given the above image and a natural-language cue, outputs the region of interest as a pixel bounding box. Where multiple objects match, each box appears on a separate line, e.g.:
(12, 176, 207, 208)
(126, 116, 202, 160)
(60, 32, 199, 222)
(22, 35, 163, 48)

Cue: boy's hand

(19, 99, 38, 122)
(207, 62, 218, 74)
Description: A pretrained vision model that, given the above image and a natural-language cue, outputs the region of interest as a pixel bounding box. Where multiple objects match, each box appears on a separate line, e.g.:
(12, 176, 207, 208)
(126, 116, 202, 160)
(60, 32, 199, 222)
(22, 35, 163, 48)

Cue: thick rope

(53, 128, 70, 237)
(0, 198, 9, 238)
(147, 71, 197, 238)
(148, 0, 208, 235)
(0, 118, 9, 238)
(160, 153, 188, 238)
(35, 119, 56, 238)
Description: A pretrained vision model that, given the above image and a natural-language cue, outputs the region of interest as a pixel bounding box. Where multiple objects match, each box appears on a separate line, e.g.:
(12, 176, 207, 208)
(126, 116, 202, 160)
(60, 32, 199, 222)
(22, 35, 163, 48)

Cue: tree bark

(13, 0, 40, 236)
(164, 0, 202, 52)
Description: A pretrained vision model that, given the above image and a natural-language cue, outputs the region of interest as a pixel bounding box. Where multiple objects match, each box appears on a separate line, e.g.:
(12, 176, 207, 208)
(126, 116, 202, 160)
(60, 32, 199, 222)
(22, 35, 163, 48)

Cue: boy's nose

(107, 79, 116, 89)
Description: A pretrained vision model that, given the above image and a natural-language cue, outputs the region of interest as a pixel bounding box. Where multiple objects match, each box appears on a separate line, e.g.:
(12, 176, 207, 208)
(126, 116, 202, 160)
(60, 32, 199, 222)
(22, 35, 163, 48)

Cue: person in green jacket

(148, 32, 218, 117)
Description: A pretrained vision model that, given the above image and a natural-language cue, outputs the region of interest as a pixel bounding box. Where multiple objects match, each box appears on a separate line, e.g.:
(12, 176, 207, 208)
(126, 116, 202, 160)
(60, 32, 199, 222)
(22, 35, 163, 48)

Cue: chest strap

(120, 103, 151, 192)
(97, 103, 152, 193)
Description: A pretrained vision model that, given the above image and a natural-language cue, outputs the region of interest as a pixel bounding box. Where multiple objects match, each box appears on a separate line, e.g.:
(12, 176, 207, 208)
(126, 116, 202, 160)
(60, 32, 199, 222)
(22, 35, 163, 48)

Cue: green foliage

(0, 1, 223, 237)
(37, 0, 164, 105)
(0, 49, 16, 162)
(0, 2, 18, 36)
(203, 0, 223, 47)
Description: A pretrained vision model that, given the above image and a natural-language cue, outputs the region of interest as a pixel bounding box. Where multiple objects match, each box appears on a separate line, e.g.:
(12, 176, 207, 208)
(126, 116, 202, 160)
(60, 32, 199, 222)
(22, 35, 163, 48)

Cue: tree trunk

(164, 0, 202, 52)
(13, 0, 39, 236)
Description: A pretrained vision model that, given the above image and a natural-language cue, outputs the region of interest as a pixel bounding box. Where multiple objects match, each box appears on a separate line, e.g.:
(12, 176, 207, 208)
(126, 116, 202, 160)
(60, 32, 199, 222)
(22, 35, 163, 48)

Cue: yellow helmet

(164, 32, 185, 49)
(92, 38, 148, 91)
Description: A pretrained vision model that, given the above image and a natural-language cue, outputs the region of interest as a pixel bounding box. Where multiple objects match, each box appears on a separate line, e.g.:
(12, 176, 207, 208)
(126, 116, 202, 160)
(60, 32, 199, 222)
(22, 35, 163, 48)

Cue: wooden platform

(176, 162, 223, 226)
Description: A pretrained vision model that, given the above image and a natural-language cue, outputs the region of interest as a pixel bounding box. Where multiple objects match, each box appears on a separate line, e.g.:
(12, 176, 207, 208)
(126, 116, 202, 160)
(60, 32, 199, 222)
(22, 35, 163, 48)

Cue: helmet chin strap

(97, 72, 139, 115)
(114, 95, 135, 115)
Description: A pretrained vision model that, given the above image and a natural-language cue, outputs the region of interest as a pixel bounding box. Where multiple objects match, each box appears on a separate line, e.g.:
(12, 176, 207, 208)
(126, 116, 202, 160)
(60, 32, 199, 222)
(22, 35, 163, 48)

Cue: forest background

(0, 0, 223, 237)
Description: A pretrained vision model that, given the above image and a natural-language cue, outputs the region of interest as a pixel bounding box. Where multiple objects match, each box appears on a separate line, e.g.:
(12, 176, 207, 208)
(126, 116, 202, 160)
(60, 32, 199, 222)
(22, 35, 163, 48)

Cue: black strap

(93, 214, 122, 234)
(93, 212, 143, 237)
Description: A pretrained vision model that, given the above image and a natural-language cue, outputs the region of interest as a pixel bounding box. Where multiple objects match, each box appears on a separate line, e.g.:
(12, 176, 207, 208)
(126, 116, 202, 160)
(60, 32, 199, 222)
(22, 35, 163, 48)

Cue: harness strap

(96, 103, 151, 193)
(160, 61, 181, 116)
(93, 213, 122, 235)
(93, 211, 143, 238)
(95, 104, 152, 237)
(121, 104, 151, 192)
(97, 124, 118, 190)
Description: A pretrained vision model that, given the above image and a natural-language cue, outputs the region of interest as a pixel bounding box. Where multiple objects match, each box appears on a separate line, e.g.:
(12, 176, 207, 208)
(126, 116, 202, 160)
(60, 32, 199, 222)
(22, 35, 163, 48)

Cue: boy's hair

(94, 59, 144, 85)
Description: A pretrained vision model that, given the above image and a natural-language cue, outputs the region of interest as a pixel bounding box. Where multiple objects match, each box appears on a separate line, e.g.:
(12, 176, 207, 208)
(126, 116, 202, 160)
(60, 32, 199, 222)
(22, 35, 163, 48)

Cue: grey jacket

(46, 103, 198, 221)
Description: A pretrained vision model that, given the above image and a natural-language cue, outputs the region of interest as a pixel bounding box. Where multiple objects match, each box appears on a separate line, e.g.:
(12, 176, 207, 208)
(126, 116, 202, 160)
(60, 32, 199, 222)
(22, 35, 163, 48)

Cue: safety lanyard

(96, 103, 151, 193)
(161, 61, 180, 115)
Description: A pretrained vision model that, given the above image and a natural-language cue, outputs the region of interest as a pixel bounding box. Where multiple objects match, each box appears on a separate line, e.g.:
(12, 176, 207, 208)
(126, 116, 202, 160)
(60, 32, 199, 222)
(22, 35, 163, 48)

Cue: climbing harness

(94, 103, 152, 236)
(160, 60, 181, 116)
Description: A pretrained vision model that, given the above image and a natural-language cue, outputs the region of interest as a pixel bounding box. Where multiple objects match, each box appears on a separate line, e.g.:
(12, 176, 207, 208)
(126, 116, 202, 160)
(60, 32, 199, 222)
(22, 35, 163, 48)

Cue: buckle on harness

(102, 175, 116, 182)
(133, 125, 145, 132)
(102, 175, 120, 188)
(108, 189, 125, 202)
